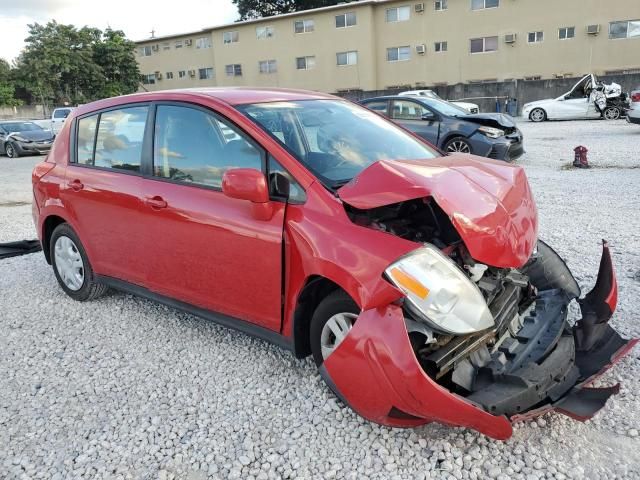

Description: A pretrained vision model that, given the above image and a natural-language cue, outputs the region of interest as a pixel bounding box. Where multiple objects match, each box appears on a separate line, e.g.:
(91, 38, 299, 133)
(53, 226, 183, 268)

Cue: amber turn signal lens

(390, 267, 430, 299)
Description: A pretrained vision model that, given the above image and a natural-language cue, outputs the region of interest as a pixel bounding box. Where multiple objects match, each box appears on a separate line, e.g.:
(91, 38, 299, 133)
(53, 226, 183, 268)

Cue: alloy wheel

(530, 108, 546, 122)
(54, 235, 85, 291)
(320, 312, 357, 360)
(5, 144, 16, 158)
(604, 107, 620, 120)
(446, 140, 471, 154)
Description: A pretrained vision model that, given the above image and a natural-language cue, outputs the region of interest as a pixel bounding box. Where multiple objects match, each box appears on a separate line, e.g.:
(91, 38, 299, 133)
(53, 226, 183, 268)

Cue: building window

(166, 72, 174, 80)
(434, 0, 448, 11)
(141, 73, 155, 84)
(335, 12, 357, 28)
(470, 36, 498, 53)
(175, 40, 183, 49)
(162, 42, 170, 50)
(558, 27, 575, 40)
(178, 70, 186, 78)
(296, 56, 316, 70)
(386, 6, 410, 22)
(336, 51, 357, 66)
(609, 20, 640, 39)
(294, 19, 315, 33)
(198, 68, 214, 80)
(259, 60, 277, 74)
(256, 26, 274, 39)
(387, 46, 411, 62)
(223, 31, 239, 44)
(225, 64, 242, 77)
(528, 31, 544, 43)
(196, 36, 212, 49)
(471, 0, 499, 10)
(434, 41, 448, 52)
(139, 46, 152, 57)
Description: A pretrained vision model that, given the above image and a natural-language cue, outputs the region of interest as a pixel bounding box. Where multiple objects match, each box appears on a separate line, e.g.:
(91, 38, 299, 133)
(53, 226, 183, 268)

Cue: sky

(0, 0, 240, 62)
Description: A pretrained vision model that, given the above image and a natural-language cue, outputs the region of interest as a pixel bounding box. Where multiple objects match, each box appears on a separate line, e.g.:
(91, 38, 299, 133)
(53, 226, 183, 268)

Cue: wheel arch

(41, 214, 68, 264)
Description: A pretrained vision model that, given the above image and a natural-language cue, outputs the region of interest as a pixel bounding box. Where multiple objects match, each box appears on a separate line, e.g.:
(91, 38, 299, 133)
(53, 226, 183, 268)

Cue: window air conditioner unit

(586, 24, 600, 35)
(188, 69, 196, 77)
(415, 3, 425, 13)
(416, 44, 426, 54)
(185, 39, 193, 46)
(504, 33, 517, 44)
(155, 71, 162, 80)
(151, 44, 159, 52)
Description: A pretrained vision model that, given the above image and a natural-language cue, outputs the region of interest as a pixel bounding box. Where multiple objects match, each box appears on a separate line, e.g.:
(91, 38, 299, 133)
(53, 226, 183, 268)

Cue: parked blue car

(359, 96, 524, 161)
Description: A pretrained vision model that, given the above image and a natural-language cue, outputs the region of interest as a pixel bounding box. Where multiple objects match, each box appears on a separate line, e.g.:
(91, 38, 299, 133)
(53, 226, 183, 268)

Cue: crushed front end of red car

(319, 157, 636, 440)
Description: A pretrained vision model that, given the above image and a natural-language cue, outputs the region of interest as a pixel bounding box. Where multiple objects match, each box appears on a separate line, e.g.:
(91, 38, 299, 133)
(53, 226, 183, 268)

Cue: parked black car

(0, 121, 55, 158)
(359, 96, 524, 161)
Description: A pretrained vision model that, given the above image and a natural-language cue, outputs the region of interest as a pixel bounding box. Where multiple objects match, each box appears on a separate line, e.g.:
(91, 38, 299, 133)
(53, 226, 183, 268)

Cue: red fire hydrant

(573, 146, 590, 168)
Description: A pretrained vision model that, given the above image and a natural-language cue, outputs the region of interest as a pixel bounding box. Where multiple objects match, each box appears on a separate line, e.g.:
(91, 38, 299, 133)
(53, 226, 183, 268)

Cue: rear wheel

(310, 290, 359, 367)
(443, 137, 473, 155)
(50, 223, 108, 301)
(529, 108, 547, 123)
(5, 142, 19, 158)
(603, 106, 621, 120)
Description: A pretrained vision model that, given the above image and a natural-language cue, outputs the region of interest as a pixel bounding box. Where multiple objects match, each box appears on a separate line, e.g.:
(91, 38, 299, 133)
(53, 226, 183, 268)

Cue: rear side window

(153, 105, 262, 188)
(77, 115, 98, 165)
(94, 107, 148, 172)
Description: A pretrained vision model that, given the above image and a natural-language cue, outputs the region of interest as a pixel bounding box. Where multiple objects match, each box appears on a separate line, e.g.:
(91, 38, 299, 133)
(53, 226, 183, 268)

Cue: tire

(603, 106, 621, 120)
(5, 142, 19, 158)
(310, 290, 359, 367)
(50, 223, 108, 301)
(529, 108, 547, 123)
(443, 136, 473, 155)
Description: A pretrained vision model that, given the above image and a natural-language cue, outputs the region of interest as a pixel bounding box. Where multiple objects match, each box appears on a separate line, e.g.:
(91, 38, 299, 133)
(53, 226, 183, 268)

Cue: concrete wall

(0, 105, 46, 120)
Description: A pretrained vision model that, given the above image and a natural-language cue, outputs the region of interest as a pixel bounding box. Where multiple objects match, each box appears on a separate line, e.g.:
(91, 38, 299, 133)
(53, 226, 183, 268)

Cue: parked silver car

(627, 87, 640, 125)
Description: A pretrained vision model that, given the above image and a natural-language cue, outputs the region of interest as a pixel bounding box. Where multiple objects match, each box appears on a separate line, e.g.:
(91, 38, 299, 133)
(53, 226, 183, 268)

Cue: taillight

(632, 92, 640, 103)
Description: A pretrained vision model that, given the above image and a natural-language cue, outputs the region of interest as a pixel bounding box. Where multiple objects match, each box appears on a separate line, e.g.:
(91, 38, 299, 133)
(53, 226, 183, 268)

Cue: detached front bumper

(15, 141, 53, 155)
(321, 242, 636, 440)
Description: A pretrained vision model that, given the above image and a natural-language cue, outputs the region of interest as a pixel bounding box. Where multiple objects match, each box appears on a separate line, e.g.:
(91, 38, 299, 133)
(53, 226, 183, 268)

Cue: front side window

(76, 115, 98, 165)
(337, 51, 358, 66)
(225, 64, 242, 76)
(609, 20, 640, 39)
(268, 156, 306, 203)
(259, 60, 277, 74)
(153, 105, 262, 188)
(386, 6, 410, 22)
(196, 36, 212, 49)
(294, 19, 314, 33)
(90, 106, 148, 172)
(223, 31, 239, 44)
(335, 12, 357, 28)
(470, 36, 498, 53)
(199, 68, 214, 80)
(256, 26, 274, 39)
(528, 31, 544, 43)
(559, 27, 575, 40)
(387, 46, 411, 62)
(296, 56, 316, 70)
(435, 41, 448, 52)
(471, 0, 499, 10)
(391, 100, 430, 120)
(238, 100, 439, 188)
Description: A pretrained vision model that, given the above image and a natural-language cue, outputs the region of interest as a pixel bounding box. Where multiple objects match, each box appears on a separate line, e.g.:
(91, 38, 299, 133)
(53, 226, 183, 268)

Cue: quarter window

(256, 26, 275, 39)
(196, 36, 212, 49)
(223, 31, 239, 44)
(296, 56, 316, 70)
(76, 115, 98, 165)
(387, 46, 411, 62)
(153, 105, 262, 188)
(471, 0, 499, 10)
(335, 12, 357, 28)
(268, 157, 306, 203)
(199, 68, 214, 80)
(386, 6, 410, 22)
(435, 41, 448, 52)
(559, 27, 575, 40)
(528, 31, 544, 43)
(336, 51, 358, 66)
(470, 36, 498, 53)
(225, 64, 243, 76)
(294, 19, 315, 33)
(363, 100, 389, 116)
(609, 20, 640, 39)
(259, 60, 277, 74)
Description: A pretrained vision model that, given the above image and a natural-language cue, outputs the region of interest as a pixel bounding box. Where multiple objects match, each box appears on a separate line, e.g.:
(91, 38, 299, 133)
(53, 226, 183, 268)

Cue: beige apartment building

(135, 0, 640, 93)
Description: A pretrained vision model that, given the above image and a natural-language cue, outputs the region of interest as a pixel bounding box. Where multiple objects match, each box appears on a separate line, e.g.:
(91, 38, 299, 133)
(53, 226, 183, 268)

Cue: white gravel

(1, 119, 639, 479)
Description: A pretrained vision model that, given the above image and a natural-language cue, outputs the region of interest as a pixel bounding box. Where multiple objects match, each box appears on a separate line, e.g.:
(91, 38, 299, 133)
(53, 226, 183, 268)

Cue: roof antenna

(150, 28, 156, 38)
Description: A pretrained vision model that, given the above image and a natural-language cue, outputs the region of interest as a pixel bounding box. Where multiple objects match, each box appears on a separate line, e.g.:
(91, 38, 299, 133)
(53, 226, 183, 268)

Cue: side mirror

(222, 168, 273, 220)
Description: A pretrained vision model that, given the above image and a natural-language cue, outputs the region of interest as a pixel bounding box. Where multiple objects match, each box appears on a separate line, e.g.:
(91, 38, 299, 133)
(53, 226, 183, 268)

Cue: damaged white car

(522, 74, 629, 122)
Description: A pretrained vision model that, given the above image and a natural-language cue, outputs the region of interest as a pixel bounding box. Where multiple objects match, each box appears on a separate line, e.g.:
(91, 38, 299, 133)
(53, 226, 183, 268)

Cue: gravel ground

(1, 119, 639, 480)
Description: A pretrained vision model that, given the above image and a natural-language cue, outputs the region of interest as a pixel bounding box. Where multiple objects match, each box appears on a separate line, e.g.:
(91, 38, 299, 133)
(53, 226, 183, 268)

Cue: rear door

(139, 103, 286, 330)
(390, 99, 441, 144)
(62, 105, 151, 285)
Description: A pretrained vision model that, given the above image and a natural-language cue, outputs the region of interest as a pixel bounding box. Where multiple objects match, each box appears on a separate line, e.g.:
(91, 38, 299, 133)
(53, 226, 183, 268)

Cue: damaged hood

(8, 130, 54, 142)
(456, 113, 517, 130)
(338, 156, 538, 268)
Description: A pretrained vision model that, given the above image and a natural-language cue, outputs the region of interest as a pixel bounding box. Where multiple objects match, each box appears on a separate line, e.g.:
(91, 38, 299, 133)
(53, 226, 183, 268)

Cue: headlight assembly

(385, 245, 495, 335)
(477, 126, 505, 139)
(11, 135, 30, 143)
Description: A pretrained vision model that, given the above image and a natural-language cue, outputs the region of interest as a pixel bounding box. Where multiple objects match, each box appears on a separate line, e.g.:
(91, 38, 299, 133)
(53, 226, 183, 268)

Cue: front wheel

(529, 108, 547, 122)
(603, 106, 621, 120)
(310, 290, 359, 367)
(443, 137, 473, 155)
(5, 142, 19, 158)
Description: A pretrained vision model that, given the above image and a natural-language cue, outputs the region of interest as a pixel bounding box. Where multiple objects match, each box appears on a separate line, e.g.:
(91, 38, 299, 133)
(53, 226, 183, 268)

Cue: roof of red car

(74, 87, 338, 116)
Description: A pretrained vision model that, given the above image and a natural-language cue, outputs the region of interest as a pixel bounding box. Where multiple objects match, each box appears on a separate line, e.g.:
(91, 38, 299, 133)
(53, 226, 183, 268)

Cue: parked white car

(522, 74, 625, 122)
(51, 107, 75, 134)
(399, 90, 480, 114)
(627, 87, 640, 126)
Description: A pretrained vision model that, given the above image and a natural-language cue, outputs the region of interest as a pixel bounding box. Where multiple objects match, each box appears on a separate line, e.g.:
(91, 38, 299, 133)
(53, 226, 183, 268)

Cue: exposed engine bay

(346, 197, 629, 417)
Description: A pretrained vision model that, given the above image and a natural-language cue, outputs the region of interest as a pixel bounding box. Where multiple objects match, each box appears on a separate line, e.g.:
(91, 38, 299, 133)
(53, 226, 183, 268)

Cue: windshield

(415, 98, 468, 116)
(237, 100, 439, 188)
(1, 122, 43, 133)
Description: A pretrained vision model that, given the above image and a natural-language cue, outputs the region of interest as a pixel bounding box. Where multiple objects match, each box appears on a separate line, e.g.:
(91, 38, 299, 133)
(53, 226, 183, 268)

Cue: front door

(140, 103, 285, 331)
(390, 99, 441, 145)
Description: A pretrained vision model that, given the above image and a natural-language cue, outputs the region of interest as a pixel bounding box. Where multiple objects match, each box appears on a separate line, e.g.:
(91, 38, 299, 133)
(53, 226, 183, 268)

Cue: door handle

(68, 179, 84, 191)
(145, 196, 168, 209)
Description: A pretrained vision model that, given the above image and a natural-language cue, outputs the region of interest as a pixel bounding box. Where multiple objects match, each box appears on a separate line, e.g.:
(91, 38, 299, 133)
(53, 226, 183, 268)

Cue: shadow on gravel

(0, 201, 31, 207)
(561, 163, 640, 170)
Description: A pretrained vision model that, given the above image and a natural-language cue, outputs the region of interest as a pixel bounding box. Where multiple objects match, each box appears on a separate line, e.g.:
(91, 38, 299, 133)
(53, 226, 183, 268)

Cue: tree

(0, 59, 21, 107)
(232, 0, 358, 20)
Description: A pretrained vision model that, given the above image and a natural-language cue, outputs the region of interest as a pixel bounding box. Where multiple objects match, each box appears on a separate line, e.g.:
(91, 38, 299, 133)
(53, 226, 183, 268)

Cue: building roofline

(134, 0, 389, 44)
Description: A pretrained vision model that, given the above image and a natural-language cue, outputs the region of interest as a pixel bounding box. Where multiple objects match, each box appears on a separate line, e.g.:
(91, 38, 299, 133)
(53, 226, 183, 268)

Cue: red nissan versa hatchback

(32, 88, 636, 440)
